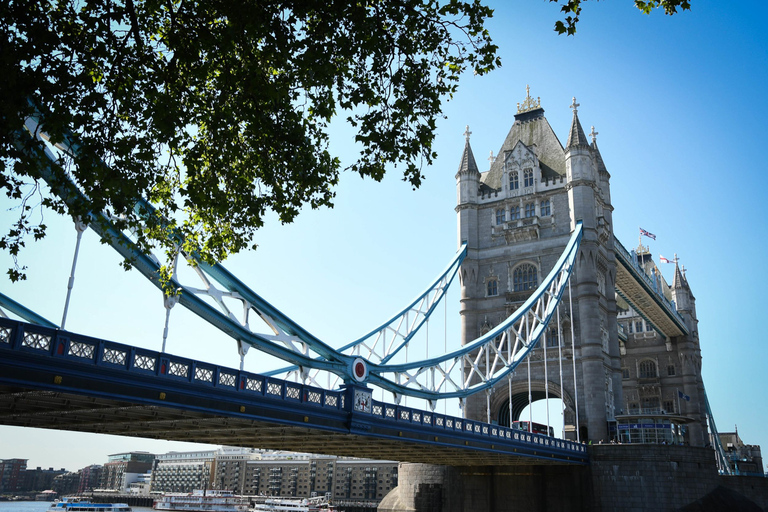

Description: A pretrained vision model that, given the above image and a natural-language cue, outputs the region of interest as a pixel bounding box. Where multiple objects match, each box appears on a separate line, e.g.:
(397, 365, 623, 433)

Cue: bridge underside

(0, 384, 572, 466)
(614, 260, 687, 338)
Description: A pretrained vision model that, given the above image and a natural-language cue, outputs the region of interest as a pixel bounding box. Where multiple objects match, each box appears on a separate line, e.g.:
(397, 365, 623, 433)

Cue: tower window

(638, 360, 658, 379)
(513, 264, 538, 292)
(487, 278, 498, 297)
(510, 206, 521, 220)
(635, 321, 643, 333)
(523, 168, 534, 187)
(524, 203, 535, 218)
(667, 365, 676, 376)
(622, 368, 630, 379)
(540, 199, 551, 217)
(509, 172, 519, 190)
(495, 208, 505, 225)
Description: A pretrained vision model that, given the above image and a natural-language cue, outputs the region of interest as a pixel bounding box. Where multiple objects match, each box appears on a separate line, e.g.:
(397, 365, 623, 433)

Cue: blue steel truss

(0, 316, 589, 465)
(14, 108, 582, 402)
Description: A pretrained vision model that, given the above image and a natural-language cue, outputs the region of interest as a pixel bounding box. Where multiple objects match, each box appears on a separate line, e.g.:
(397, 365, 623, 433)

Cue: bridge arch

(489, 379, 575, 429)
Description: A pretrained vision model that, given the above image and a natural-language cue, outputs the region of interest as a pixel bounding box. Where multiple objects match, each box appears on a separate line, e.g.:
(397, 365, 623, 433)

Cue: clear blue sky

(2, 0, 767, 472)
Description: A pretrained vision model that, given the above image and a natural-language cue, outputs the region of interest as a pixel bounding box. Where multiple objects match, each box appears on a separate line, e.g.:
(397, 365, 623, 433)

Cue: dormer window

(509, 172, 519, 190)
(523, 168, 534, 188)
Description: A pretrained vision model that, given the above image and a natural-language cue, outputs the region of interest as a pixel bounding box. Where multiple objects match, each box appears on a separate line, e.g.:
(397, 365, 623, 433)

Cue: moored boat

(251, 497, 327, 512)
(47, 498, 132, 512)
(153, 490, 250, 512)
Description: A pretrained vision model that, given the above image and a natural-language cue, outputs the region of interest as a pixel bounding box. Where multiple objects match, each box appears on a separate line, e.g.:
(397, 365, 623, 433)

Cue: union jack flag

(640, 228, 656, 240)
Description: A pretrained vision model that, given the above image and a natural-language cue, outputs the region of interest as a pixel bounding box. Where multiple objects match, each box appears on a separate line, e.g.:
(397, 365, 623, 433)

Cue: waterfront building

(0, 458, 27, 493)
(78, 465, 103, 493)
(332, 459, 398, 502)
(127, 471, 152, 495)
(51, 471, 81, 496)
(456, 87, 707, 445)
(150, 450, 216, 494)
(21, 466, 67, 493)
(100, 452, 154, 493)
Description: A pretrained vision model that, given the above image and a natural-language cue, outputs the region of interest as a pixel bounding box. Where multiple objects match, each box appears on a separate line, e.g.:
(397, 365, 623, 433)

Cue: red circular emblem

(355, 361, 366, 378)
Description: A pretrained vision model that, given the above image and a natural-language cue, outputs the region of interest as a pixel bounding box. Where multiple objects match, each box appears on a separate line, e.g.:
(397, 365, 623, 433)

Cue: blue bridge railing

(0, 317, 588, 462)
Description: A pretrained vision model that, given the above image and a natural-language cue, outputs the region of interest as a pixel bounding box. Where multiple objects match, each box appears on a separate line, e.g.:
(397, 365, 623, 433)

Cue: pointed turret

(566, 98, 590, 149)
(456, 128, 480, 178)
(590, 126, 608, 176)
(672, 259, 687, 290)
(456, 125, 480, 249)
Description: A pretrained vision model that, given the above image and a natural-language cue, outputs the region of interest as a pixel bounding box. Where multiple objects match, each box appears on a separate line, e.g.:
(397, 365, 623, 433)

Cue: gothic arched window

(513, 264, 538, 292)
(487, 278, 499, 297)
(638, 360, 658, 379)
(510, 206, 521, 220)
(509, 172, 519, 190)
(495, 208, 505, 225)
(523, 168, 534, 187)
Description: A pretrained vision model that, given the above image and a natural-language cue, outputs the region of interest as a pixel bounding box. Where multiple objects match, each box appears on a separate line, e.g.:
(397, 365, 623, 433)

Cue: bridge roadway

(0, 318, 587, 466)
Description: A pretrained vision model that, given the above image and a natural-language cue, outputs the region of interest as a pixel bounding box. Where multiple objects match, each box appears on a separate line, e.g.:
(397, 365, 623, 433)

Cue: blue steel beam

(17, 109, 580, 402)
(0, 318, 588, 466)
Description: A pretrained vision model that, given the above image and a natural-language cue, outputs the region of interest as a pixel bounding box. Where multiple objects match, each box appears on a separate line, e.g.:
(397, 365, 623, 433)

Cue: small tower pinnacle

(590, 126, 598, 144)
(464, 125, 472, 142)
(566, 97, 590, 149)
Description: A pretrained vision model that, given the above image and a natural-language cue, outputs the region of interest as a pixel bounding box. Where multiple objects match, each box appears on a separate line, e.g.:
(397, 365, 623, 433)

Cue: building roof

(480, 106, 565, 190)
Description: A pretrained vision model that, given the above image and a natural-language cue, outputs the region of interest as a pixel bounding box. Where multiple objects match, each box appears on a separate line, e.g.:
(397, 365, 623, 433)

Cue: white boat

(251, 497, 327, 512)
(47, 498, 132, 512)
(153, 490, 250, 512)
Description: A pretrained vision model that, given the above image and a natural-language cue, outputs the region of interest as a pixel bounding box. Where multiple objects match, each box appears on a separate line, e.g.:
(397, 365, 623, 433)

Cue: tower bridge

(3, 89, 767, 511)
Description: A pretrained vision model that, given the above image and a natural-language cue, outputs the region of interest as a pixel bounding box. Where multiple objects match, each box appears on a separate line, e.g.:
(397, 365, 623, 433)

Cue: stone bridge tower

(456, 88, 621, 443)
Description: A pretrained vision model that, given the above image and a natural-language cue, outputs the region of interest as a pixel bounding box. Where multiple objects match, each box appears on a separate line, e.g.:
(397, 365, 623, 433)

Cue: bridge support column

(378, 462, 590, 512)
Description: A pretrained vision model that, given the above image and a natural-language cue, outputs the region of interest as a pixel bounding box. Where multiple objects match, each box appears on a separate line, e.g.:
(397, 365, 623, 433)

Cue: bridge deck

(613, 238, 689, 338)
(0, 319, 587, 466)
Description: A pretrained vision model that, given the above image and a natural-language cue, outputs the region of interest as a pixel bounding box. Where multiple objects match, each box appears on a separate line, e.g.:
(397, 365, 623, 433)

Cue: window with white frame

(540, 199, 551, 216)
(495, 208, 505, 225)
(524, 203, 535, 218)
(509, 172, 519, 190)
(523, 168, 534, 187)
(513, 264, 538, 292)
(510, 206, 521, 220)
(487, 278, 499, 297)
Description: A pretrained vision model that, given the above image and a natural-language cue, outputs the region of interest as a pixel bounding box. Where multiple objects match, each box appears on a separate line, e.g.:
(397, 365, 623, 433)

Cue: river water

(0, 504, 153, 512)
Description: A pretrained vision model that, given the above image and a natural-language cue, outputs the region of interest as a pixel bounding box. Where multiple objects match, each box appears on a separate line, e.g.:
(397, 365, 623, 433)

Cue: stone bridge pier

(379, 446, 768, 512)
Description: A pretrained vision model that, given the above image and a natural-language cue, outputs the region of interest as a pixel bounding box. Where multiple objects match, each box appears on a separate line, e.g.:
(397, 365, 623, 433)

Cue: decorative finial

(570, 97, 580, 114)
(517, 85, 541, 114)
(488, 150, 494, 166)
(464, 125, 472, 142)
(590, 126, 598, 144)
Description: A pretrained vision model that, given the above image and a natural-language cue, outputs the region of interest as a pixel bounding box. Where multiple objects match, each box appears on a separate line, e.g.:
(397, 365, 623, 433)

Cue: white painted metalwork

(61, 218, 87, 330)
(19, 110, 581, 403)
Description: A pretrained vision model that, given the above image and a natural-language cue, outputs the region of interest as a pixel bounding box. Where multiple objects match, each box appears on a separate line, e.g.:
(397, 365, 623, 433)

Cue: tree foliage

(0, 0, 499, 282)
(550, 0, 692, 35)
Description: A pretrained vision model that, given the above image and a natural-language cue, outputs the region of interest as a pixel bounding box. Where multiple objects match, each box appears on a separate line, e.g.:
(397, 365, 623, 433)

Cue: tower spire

(457, 125, 480, 176)
(567, 97, 590, 149)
